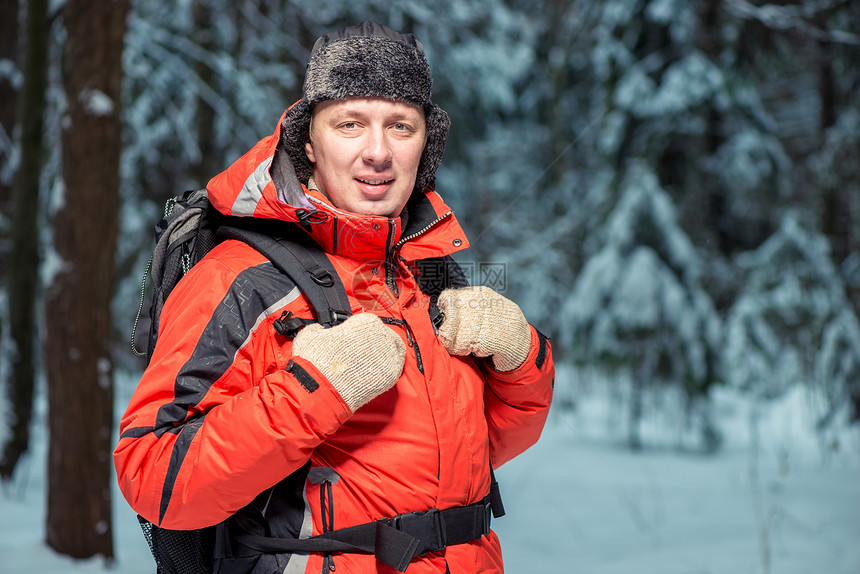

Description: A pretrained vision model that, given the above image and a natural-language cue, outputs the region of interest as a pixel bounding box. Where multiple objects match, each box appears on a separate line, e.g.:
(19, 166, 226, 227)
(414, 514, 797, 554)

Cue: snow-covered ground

(495, 386, 860, 574)
(1, 372, 858, 574)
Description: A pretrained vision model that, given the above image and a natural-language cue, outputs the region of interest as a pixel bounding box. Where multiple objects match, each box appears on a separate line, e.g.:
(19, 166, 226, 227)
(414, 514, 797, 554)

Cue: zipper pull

(404, 324, 415, 348)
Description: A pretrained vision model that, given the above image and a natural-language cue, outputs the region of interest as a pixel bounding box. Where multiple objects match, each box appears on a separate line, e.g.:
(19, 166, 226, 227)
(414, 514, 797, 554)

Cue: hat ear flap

(280, 101, 314, 187)
(416, 104, 450, 193)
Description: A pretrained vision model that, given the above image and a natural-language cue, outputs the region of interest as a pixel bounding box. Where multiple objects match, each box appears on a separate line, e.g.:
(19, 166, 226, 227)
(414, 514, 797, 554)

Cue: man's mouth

(356, 178, 393, 186)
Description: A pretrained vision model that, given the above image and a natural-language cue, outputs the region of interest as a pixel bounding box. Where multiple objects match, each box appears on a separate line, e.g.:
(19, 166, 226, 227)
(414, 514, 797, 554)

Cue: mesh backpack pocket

(139, 516, 216, 574)
(131, 189, 224, 362)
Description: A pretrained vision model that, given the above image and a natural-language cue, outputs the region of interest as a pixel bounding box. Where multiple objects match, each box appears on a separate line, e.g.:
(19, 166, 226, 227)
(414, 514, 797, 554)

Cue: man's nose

(362, 127, 393, 164)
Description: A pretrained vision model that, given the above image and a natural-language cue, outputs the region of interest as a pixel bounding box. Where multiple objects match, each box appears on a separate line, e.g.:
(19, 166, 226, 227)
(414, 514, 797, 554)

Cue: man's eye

(341, 122, 357, 130)
(393, 123, 411, 131)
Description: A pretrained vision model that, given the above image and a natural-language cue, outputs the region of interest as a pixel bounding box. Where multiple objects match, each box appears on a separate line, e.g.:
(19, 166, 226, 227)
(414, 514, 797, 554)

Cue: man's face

(305, 97, 426, 218)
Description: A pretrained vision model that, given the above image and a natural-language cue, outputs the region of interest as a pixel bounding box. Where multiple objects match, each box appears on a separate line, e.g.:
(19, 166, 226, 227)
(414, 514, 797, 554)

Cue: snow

(494, 383, 860, 574)
(614, 51, 722, 119)
(79, 89, 116, 117)
(1, 371, 858, 573)
(3, 0, 857, 570)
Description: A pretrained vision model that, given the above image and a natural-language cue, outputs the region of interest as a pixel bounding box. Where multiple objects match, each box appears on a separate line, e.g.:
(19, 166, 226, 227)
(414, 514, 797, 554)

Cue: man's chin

(341, 200, 400, 219)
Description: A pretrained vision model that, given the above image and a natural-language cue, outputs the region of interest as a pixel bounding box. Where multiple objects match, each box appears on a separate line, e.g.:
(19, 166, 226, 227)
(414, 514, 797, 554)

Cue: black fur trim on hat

(279, 21, 449, 195)
(420, 104, 450, 192)
(304, 21, 432, 108)
(280, 100, 314, 189)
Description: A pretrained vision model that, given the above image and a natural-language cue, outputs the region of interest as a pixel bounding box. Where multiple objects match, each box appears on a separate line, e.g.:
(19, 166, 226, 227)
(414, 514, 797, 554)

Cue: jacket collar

(206, 112, 469, 262)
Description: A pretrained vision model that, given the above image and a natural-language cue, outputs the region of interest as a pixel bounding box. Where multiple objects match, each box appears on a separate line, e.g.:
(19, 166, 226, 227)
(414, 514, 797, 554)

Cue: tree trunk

(628, 373, 643, 451)
(0, 0, 19, 208)
(629, 348, 658, 451)
(190, 0, 218, 186)
(44, 0, 129, 559)
(1, 0, 48, 481)
(0, 0, 17, 465)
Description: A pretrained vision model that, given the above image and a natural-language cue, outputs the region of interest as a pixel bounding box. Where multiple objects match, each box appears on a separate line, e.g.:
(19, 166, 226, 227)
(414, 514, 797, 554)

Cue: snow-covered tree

(816, 311, 860, 427)
(563, 164, 721, 450)
(724, 213, 860, 409)
(109, 0, 860, 434)
(809, 107, 860, 314)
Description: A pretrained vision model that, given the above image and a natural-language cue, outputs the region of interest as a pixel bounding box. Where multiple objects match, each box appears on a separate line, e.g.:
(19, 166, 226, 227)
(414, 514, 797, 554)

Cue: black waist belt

(220, 489, 505, 572)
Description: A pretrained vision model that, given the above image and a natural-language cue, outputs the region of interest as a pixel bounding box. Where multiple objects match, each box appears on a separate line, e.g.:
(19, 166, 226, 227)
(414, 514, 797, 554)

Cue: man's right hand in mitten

(291, 313, 406, 412)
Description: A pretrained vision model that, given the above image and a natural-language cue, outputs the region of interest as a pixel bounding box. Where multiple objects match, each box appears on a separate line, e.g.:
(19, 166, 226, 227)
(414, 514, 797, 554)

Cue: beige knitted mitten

(292, 313, 406, 412)
(436, 286, 532, 372)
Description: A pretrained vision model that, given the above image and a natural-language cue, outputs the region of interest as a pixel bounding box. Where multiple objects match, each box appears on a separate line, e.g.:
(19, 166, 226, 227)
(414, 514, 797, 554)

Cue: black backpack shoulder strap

(415, 255, 470, 331)
(217, 221, 352, 331)
(415, 255, 469, 299)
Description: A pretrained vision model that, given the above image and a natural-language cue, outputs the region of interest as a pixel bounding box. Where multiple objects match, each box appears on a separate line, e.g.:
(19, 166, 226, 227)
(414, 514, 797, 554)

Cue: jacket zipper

(330, 214, 338, 255)
(381, 317, 424, 374)
(379, 211, 453, 375)
(384, 218, 399, 294)
(385, 210, 453, 294)
(393, 210, 452, 252)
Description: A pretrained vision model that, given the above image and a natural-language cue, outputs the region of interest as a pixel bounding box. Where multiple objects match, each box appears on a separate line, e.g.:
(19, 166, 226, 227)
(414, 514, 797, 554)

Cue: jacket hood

(206, 111, 468, 262)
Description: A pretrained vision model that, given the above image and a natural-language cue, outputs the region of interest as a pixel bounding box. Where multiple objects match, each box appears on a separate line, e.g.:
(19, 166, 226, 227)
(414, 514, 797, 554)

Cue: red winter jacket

(114, 114, 554, 574)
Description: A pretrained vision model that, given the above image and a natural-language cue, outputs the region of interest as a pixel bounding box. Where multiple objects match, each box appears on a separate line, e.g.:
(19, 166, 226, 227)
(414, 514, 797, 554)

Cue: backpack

(130, 188, 502, 574)
(131, 188, 352, 362)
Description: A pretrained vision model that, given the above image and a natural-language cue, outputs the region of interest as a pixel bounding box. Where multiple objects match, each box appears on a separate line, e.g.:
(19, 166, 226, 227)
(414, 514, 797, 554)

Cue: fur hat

(280, 21, 450, 194)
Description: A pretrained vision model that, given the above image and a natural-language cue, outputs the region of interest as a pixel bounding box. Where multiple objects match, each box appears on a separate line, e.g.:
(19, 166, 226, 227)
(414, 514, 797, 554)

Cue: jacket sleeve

(483, 326, 554, 468)
(113, 243, 353, 530)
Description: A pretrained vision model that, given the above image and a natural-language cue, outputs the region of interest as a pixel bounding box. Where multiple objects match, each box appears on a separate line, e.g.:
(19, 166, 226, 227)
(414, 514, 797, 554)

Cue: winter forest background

(0, 0, 859, 571)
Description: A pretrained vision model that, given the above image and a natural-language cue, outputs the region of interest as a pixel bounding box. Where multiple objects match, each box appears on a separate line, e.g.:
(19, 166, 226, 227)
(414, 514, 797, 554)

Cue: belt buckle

(482, 499, 492, 536)
(391, 508, 447, 555)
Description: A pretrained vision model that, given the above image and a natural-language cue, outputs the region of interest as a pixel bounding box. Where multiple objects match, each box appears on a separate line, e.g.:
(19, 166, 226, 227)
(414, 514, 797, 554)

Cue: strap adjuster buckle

(389, 508, 447, 555)
(482, 499, 493, 536)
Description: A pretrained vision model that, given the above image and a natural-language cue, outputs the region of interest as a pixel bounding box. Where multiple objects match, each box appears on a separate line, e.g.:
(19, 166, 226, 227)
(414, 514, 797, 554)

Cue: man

(115, 21, 554, 574)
